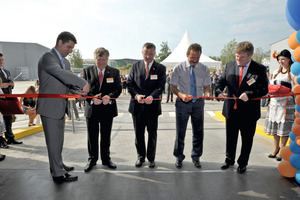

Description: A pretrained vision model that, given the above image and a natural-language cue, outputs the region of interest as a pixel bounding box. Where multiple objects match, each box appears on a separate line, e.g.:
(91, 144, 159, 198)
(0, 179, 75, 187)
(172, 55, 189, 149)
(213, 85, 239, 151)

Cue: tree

(220, 39, 238, 65)
(252, 48, 270, 63)
(155, 41, 171, 63)
(68, 49, 83, 68)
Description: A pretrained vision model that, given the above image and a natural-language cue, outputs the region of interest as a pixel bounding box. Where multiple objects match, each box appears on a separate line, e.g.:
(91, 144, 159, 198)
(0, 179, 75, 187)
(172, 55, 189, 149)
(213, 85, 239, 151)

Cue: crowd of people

(0, 31, 294, 184)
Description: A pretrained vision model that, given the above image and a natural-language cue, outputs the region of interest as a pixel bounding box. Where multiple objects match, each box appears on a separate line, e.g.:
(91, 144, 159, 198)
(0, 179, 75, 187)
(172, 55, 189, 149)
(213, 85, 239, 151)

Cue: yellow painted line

(214, 111, 290, 144)
(13, 125, 43, 140)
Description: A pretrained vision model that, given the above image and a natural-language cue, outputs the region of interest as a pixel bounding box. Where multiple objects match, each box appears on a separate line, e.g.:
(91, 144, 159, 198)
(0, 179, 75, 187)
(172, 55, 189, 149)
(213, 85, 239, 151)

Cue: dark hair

(143, 42, 156, 50)
(25, 86, 35, 94)
(273, 49, 293, 81)
(0, 53, 3, 57)
(55, 31, 77, 46)
(187, 43, 202, 55)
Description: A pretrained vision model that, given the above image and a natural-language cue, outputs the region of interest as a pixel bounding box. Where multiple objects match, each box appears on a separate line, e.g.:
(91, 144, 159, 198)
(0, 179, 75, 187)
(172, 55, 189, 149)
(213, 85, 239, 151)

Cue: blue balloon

(290, 131, 297, 141)
(286, 0, 300, 31)
(295, 170, 300, 184)
(292, 55, 296, 63)
(290, 141, 300, 154)
(297, 30, 300, 44)
(290, 154, 300, 169)
(291, 62, 300, 76)
(296, 105, 300, 112)
(297, 75, 300, 84)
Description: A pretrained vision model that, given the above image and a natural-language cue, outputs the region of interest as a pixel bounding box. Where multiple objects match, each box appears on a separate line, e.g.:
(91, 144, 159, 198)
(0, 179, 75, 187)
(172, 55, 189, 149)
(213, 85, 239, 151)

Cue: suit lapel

(51, 49, 64, 69)
(93, 65, 100, 88)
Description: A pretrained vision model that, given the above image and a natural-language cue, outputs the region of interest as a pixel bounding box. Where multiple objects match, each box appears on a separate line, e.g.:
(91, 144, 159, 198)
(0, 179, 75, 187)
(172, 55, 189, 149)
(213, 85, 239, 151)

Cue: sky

(0, 0, 296, 60)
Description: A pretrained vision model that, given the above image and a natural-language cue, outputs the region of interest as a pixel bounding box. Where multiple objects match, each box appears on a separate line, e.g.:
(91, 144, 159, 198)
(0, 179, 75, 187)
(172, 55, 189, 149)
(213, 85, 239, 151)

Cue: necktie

(0, 69, 5, 79)
(61, 58, 66, 70)
(234, 66, 245, 109)
(190, 66, 197, 103)
(99, 70, 103, 87)
(145, 63, 149, 77)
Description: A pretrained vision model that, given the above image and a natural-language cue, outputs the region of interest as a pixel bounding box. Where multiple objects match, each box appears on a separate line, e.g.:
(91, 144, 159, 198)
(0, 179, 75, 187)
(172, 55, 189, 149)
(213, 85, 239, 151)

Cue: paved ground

(0, 81, 299, 200)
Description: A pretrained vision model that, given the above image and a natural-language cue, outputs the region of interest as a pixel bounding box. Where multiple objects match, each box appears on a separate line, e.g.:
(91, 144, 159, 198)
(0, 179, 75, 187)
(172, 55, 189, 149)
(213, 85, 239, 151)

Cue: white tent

(161, 30, 222, 70)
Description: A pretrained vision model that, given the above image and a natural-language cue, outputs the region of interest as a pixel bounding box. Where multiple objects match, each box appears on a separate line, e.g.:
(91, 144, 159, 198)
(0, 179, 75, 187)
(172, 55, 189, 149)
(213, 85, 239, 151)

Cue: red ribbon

(0, 93, 299, 101)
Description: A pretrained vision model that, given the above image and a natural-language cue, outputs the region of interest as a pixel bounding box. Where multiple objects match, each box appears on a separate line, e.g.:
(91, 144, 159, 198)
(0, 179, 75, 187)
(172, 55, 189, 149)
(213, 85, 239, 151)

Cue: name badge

(106, 78, 114, 83)
(150, 75, 158, 80)
(247, 78, 256, 86)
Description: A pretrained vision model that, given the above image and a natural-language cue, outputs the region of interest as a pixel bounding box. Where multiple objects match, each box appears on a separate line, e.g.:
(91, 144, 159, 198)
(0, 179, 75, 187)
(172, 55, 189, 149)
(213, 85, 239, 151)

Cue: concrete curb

(13, 125, 43, 140)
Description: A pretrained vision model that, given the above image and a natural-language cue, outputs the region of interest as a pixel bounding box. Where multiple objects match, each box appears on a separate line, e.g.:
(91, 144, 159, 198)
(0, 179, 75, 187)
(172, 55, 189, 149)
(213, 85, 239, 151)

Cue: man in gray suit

(37, 31, 89, 183)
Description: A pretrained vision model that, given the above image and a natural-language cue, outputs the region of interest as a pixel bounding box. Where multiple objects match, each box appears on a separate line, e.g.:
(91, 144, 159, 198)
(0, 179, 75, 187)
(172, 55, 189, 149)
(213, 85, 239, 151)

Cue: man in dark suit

(0, 53, 22, 146)
(37, 32, 89, 183)
(215, 41, 268, 174)
(82, 47, 122, 172)
(127, 42, 166, 168)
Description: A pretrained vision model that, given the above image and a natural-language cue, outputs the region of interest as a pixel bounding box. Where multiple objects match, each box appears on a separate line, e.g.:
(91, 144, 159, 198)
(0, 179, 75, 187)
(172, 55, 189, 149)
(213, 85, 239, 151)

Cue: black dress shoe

(221, 162, 233, 170)
(149, 161, 155, 168)
(175, 160, 182, 169)
(53, 173, 78, 183)
(268, 148, 280, 158)
(0, 154, 6, 161)
(7, 139, 22, 145)
(0, 137, 9, 149)
(63, 164, 74, 171)
(84, 161, 96, 172)
(102, 160, 117, 169)
(193, 160, 201, 168)
(135, 157, 145, 167)
(237, 166, 247, 174)
(276, 157, 282, 162)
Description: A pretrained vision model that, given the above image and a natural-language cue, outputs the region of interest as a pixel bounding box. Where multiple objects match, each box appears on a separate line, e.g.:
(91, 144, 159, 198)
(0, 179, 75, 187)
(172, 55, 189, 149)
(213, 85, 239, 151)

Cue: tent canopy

(161, 30, 222, 70)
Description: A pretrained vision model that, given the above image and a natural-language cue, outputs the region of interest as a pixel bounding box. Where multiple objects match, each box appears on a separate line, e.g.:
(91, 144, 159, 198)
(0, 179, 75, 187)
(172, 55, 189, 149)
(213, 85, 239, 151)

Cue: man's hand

(80, 83, 90, 96)
(92, 93, 102, 105)
(102, 95, 111, 105)
(136, 95, 145, 104)
(218, 93, 227, 98)
(179, 93, 192, 102)
(144, 96, 153, 105)
(204, 92, 212, 100)
(239, 92, 249, 102)
(1, 83, 10, 88)
(78, 96, 86, 101)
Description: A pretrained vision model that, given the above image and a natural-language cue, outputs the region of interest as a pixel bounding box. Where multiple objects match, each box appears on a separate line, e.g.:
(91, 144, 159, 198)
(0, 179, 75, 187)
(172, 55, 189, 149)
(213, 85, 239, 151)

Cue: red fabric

(268, 84, 291, 95)
(234, 66, 245, 110)
(99, 70, 103, 87)
(0, 97, 24, 116)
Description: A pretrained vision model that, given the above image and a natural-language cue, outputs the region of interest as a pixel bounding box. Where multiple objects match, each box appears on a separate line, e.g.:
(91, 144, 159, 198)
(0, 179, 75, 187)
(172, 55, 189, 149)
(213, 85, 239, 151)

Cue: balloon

(295, 105, 300, 113)
(293, 85, 300, 94)
(290, 141, 300, 153)
(288, 32, 300, 50)
(296, 75, 300, 85)
(286, 0, 300, 31)
(292, 55, 296, 63)
(295, 118, 300, 125)
(297, 30, 300, 44)
(290, 139, 294, 145)
(293, 47, 300, 63)
(278, 160, 297, 178)
(281, 146, 294, 161)
(291, 62, 300, 76)
(296, 96, 300, 105)
(290, 154, 300, 169)
(295, 170, 300, 184)
(296, 136, 300, 146)
(295, 111, 300, 118)
(290, 131, 297, 141)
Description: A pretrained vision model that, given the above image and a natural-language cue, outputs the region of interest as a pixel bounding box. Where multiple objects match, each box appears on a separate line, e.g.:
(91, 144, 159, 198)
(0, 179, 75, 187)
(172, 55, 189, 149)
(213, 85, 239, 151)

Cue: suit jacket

(215, 60, 268, 120)
(83, 65, 122, 118)
(0, 68, 13, 94)
(36, 48, 87, 120)
(127, 60, 166, 116)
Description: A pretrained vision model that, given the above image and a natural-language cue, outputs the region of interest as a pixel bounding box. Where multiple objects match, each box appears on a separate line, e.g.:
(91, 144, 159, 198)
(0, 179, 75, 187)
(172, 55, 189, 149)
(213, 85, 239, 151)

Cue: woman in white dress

(264, 49, 295, 161)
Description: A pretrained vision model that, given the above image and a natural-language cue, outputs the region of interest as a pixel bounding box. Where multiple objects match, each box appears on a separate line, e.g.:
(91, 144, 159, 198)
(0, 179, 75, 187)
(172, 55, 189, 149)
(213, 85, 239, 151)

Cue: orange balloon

(293, 85, 300, 94)
(278, 160, 297, 178)
(293, 46, 300, 63)
(295, 111, 300, 118)
(288, 32, 300, 50)
(294, 76, 299, 85)
(292, 125, 300, 136)
(281, 146, 293, 161)
(296, 96, 300, 105)
(296, 136, 300, 146)
(295, 118, 300, 125)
